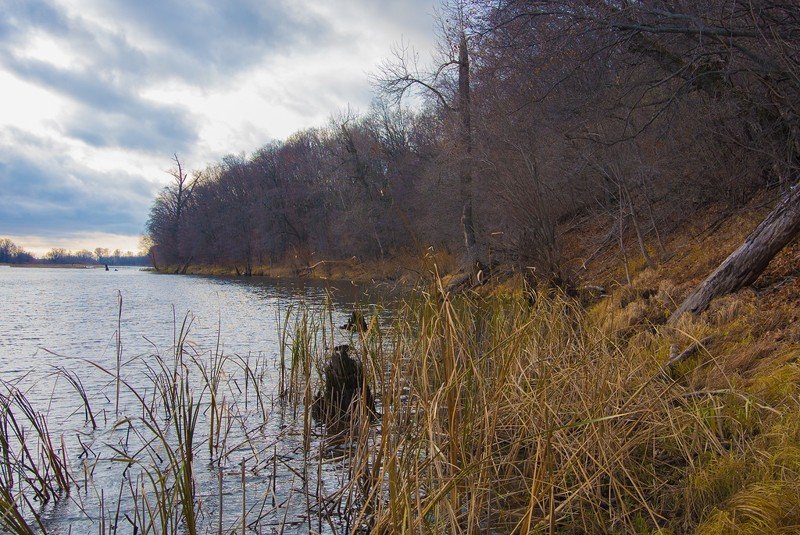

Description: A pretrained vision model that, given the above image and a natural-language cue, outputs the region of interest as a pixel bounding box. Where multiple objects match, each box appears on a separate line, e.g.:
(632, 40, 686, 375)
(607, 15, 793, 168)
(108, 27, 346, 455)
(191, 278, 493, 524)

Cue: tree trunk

(669, 186, 800, 323)
(148, 247, 159, 271)
(458, 32, 483, 275)
(624, 184, 656, 269)
(617, 188, 631, 285)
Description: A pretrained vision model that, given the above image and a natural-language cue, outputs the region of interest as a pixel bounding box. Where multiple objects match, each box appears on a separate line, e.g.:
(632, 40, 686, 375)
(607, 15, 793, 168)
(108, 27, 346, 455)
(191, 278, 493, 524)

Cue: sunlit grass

(344, 284, 800, 533)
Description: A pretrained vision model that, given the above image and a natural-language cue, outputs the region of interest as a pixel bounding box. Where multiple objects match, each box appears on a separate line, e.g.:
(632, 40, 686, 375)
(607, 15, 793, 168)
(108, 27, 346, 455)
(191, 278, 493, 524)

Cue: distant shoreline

(8, 263, 103, 269)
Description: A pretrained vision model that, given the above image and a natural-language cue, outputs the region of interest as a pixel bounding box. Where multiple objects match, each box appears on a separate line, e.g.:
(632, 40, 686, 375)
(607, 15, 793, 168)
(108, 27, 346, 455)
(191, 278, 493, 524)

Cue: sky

(0, 0, 439, 255)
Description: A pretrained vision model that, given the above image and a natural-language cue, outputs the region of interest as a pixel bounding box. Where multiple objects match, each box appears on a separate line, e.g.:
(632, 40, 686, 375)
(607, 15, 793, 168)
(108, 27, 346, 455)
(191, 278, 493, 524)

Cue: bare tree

(604, 1, 800, 317)
(483, 0, 800, 311)
(379, 0, 487, 275)
(147, 154, 198, 273)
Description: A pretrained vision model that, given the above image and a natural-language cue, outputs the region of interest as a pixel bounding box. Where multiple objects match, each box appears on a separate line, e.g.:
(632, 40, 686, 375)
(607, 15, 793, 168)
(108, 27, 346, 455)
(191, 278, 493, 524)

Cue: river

(0, 265, 390, 534)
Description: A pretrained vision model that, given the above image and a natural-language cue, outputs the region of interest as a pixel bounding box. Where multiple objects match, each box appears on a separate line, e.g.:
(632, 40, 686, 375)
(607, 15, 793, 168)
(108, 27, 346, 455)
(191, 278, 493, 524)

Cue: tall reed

(307, 286, 800, 534)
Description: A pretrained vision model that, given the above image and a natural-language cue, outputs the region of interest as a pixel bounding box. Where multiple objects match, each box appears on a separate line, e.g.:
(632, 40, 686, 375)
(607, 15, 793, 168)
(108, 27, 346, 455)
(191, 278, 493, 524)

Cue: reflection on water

(0, 265, 391, 533)
(0, 266, 383, 370)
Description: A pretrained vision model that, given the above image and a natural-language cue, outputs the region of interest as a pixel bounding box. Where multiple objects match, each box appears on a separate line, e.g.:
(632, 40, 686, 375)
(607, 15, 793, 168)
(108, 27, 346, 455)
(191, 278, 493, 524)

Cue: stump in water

(340, 311, 368, 332)
(312, 345, 378, 427)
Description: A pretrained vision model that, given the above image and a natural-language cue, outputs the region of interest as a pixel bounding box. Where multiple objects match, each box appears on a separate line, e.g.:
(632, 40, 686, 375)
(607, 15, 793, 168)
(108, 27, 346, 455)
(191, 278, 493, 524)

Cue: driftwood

(295, 257, 358, 278)
(444, 267, 489, 293)
(664, 336, 714, 371)
(583, 285, 607, 295)
(669, 186, 800, 323)
(445, 271, 472, 293)
(312, 345, 377, 427)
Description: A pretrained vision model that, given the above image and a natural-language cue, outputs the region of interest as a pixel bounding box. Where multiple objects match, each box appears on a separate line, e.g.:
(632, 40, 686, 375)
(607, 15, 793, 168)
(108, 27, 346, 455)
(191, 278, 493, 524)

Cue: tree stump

(312, 345, 377, 428)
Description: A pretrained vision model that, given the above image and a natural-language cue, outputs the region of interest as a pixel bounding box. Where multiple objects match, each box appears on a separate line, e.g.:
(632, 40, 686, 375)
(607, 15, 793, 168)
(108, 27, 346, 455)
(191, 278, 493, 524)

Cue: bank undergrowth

(344, 281, 800, 533)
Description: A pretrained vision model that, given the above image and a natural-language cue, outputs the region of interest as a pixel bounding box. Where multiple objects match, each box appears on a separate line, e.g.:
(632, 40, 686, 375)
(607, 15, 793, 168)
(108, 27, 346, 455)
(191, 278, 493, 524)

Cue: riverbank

(306, 191, 800, 531)
(141, 190, 800, 532)
(0, 195, 797, 532)
(155, 249, 458, 286)
(153, 191, 799, 301)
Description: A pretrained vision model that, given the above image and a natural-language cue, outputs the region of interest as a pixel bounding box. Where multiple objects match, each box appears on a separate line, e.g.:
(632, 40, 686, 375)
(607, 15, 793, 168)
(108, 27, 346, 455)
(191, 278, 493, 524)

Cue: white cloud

(0, 71, 65, 134)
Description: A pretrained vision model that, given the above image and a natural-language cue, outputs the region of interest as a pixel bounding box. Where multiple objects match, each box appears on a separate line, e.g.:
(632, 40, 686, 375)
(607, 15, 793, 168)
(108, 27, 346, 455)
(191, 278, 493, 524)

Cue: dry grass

(329, 278, 800, 534)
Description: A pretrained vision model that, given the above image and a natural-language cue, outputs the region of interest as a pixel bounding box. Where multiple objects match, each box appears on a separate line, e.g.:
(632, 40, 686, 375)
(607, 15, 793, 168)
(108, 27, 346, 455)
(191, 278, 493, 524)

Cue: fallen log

(669, 186, 800, 323)
(664, 336, 714, 371)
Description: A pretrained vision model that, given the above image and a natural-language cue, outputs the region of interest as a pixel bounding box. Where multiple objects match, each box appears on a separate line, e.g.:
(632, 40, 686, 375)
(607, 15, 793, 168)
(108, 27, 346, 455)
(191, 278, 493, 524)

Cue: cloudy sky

(0, 0, 439, 254)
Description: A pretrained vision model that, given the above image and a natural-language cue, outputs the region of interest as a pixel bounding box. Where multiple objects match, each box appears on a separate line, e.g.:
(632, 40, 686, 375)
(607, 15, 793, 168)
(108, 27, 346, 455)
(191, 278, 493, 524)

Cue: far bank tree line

(0, 239, 148, 266)
(147, 0, 799, 316)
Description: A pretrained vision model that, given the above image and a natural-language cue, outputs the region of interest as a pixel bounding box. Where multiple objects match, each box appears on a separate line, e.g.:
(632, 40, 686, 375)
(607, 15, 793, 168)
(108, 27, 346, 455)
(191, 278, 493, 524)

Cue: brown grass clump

(327, 279, 800, 534)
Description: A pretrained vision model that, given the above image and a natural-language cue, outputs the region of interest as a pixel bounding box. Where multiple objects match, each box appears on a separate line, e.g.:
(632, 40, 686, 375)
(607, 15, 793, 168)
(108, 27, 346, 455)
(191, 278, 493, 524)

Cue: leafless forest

(147, 0, 799, 297)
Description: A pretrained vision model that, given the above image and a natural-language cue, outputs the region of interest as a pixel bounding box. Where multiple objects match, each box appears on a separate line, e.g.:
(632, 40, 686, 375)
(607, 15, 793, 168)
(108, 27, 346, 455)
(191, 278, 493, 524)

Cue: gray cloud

(29, 0, 340, 85)
(93, 0, 335, 80)
(0, 0, 70, 43)
(1, 55, 199, 152)
(63, 106, 196, 153)
(0, 129, 158, 237)
(0, 0, 344, 153)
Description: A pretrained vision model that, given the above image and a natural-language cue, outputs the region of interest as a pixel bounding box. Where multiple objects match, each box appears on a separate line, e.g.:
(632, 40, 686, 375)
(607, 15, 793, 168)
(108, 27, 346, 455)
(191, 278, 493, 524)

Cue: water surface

(0, 265, 388, 533)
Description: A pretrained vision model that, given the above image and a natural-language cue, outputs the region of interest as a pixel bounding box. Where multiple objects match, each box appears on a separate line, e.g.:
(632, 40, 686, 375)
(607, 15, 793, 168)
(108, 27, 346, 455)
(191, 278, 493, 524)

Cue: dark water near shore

(0, 265, 389, 533)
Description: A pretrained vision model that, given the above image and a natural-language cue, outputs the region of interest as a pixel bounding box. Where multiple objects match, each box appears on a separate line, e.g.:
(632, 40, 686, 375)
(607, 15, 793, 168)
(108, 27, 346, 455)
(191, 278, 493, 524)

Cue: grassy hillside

(330, 193, 800, 533)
